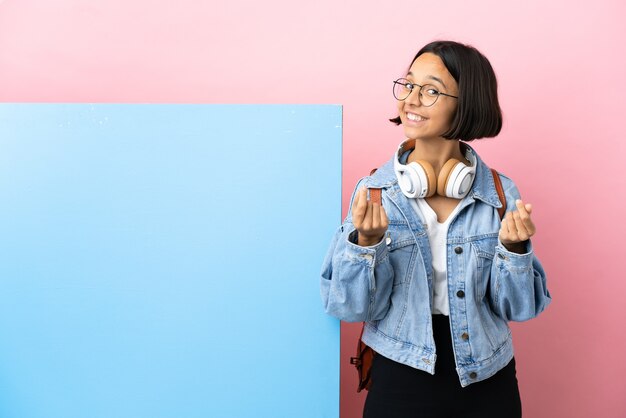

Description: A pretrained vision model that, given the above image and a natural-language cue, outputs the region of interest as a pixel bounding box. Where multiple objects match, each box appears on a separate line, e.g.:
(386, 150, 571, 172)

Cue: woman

(320, 40, 552, 418)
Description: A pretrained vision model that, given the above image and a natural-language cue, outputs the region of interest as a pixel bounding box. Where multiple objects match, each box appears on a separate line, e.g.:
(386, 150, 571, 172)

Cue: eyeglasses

(392, 78, 458, 107)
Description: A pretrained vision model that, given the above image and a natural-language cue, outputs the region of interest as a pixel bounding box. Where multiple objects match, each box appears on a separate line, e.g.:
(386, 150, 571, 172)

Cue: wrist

(358, 234, 384, 247)
(503, 240, 528, 254)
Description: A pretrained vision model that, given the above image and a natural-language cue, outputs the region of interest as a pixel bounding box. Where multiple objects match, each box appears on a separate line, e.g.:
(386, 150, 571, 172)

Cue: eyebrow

(407, 72, 447, 89)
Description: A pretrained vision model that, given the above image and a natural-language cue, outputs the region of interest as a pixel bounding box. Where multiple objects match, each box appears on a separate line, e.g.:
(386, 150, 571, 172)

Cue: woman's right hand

(352, 187, 389, 247)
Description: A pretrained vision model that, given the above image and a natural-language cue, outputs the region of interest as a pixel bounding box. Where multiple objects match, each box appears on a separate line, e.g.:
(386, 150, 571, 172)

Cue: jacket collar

(366, 142, 504, 210)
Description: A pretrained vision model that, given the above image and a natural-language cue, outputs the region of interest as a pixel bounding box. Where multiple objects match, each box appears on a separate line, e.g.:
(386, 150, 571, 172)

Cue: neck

(406, 138, 469, 172)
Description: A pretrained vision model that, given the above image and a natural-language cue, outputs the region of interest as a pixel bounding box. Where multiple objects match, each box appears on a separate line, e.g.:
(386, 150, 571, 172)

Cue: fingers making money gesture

(352, 187, 388, 247)
(499, 199, 536, 253)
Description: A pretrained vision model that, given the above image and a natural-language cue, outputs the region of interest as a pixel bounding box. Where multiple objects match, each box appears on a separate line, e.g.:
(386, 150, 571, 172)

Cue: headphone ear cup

(397, 160, 436, 198)
(397, 167, 417, 198)
(437, 158, 475, 199)
(412, 160, 436, 198)
(437, 159, 461, 197)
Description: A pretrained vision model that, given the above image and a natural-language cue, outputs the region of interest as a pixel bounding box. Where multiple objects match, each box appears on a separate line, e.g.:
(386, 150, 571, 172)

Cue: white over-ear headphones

(393, 139, 476, 199)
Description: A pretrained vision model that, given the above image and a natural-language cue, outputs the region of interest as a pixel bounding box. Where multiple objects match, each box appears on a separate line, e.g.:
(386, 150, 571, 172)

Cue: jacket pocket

(386, 226, 418, 288)
(470, 235, 498, 301)
(477, 301, 511, 352)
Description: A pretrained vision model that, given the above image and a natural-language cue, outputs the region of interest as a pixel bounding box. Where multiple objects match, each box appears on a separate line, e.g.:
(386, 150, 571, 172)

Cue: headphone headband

(396, 139, 416, 163)
(393, 139, 476, 199)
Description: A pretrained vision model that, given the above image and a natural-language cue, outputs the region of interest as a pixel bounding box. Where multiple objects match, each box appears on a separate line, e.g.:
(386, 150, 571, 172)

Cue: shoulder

(346, 155, 397, 195)
(495, 171, 516, 192)
(494, 171, 522, 213)
(345, 157, 399, 218)
(359, 157, 398, 189)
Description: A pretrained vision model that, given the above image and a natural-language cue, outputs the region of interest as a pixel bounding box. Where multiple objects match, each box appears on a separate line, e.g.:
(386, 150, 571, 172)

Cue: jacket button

(469, 372, 478, 379)
(456, 290, 465, 298)
(461, 332, 469, 341)
(454, 246, 463, 254)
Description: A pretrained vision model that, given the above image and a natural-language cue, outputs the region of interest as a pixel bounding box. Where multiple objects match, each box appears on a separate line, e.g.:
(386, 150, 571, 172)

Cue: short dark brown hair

(390, 40, 502, 141)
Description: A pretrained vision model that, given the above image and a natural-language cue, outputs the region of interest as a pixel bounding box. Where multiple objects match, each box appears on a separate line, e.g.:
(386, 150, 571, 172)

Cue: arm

(320, 181, 394, 322)
(489, 177, 552, 321)
(490, 240, 551, 321)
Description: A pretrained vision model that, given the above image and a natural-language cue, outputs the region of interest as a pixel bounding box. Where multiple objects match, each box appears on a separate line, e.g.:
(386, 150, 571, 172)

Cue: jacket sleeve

(489, 175, 552, 322)
(320, 179, 394, 322)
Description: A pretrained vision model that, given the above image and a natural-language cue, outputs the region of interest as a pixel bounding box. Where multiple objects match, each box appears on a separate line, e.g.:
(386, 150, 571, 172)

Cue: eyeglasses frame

(392, 78, 458, 106)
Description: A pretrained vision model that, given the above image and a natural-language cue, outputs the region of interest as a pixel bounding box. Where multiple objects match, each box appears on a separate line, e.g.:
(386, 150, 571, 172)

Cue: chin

(403, 127, 427, 140)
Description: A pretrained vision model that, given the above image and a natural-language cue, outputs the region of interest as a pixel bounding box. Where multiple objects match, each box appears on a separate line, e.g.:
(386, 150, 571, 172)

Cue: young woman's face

(396, 52, 459, 141)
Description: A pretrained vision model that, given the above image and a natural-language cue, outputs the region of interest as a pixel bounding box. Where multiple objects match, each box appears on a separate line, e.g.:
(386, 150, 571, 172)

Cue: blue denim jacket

(320, 146, 552, 387)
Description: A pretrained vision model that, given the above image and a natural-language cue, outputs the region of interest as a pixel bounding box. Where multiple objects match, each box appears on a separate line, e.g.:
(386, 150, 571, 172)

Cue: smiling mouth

(406, 112, 427, 122)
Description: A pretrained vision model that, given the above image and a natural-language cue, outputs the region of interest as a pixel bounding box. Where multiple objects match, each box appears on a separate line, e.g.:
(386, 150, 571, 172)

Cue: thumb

(525, 203, 532, 214)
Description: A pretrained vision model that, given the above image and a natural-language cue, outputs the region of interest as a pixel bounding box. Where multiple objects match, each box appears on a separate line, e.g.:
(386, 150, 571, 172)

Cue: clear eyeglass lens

(393, 79, 440, 106)
(393, 79, 412, 101)
(421, 85, 440, 106)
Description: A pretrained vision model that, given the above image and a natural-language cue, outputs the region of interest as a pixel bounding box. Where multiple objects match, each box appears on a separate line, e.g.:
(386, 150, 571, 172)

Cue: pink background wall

(1, 1, 624, 417)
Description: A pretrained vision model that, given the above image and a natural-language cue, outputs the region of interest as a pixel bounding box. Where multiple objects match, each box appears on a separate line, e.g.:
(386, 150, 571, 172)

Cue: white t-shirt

(410, 198, 462, 316)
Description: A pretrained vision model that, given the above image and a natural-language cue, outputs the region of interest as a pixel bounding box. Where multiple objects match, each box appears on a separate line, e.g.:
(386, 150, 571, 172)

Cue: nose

(404, 85, 423, 106)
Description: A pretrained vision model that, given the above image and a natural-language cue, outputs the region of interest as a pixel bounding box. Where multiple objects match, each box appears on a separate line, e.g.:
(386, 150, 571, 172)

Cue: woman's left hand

(499, 199, 536, 254)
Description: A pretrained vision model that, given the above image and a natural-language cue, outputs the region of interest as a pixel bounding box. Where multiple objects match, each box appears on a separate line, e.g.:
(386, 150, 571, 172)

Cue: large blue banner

(0, 104, 341, 418)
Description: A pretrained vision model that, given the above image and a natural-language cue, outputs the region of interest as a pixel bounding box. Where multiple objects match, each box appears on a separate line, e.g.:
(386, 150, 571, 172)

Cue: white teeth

(407, 113, 424, 121)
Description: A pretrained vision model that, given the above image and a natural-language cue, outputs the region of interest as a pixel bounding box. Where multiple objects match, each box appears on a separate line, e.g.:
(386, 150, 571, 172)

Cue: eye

(404, 82, 415, 90)
(424, 86, 440, 97)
